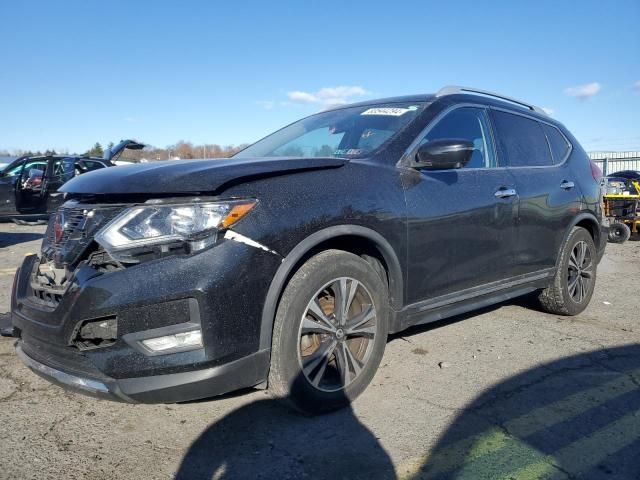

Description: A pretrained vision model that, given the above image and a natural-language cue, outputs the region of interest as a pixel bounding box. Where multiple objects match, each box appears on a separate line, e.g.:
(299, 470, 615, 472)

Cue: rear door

(489, 109, 580, 275)
(403, 106, 519, 305)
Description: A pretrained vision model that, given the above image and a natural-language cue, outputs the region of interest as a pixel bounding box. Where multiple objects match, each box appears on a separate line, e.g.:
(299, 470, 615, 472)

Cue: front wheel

(268, 250, 389, 414)
(538, 227, 597, 316)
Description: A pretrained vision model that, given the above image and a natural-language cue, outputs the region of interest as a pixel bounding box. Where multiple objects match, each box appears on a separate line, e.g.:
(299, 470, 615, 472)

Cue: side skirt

(392, 269, 554, 334)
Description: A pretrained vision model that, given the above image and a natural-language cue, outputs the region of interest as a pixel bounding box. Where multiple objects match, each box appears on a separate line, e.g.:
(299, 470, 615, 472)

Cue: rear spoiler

(104, 139, 145, 163)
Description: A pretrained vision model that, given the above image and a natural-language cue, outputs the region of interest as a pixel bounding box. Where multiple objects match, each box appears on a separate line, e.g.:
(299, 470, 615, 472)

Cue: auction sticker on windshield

(361, 107, 412, 116)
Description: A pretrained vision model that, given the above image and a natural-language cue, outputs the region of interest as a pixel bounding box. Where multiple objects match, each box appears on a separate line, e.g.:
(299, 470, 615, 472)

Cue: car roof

(324, 94, 435, 111)
(610, 170, 640, 176)
(3, 155, 112, 172)
(324, 92, 556, 125)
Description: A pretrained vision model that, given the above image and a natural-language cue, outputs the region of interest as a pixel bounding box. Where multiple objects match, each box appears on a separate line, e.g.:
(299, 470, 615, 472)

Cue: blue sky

(1, 0, 638, 154)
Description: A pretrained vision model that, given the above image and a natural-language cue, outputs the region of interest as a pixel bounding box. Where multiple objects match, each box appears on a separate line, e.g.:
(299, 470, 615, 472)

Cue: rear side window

(542, 124, 571, 164)
(80, 160, 107, 172)
(491, 111, 552, 167)
(52, 159, 75, 182)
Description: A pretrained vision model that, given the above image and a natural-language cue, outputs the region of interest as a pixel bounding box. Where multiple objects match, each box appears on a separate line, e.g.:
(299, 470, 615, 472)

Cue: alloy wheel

(297, 277, 378, 392)
(567, 240, 594, 303)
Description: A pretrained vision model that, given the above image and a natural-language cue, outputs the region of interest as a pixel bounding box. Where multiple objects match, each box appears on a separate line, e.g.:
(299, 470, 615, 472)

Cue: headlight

(96, 199, 256, 262)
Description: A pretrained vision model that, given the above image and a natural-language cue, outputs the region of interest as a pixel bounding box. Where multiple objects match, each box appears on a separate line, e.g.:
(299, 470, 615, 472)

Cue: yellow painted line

(497, 457, 558, 480)
(501, 370, 639, 438)
(398, 368, 640, 479)
(0, 268, 17, 276)
(502, 408, 640, 480)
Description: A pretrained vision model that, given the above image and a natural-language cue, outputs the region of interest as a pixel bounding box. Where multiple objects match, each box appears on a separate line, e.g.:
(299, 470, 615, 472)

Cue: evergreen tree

(86, 142, 103, 157)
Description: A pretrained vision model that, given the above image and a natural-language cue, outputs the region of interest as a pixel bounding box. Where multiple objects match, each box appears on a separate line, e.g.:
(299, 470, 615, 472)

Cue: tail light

(590, 159, 603, 182)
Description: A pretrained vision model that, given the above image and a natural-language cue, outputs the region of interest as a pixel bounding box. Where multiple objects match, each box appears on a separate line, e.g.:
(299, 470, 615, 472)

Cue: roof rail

(435, 85, 547, 115)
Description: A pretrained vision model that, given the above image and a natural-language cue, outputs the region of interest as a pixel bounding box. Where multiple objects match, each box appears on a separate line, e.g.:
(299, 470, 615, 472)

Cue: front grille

(44, 207, 89, 257)
(42, 202, 124, 267)
(30, 283, 64, 307)
(28, 202, 127, 308)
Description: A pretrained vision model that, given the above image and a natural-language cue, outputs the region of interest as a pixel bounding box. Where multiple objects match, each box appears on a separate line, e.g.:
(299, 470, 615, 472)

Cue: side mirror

(415, 139, 475, 170)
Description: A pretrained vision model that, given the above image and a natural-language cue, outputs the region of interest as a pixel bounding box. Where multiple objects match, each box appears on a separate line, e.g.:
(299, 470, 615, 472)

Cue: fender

(555, 211, 602, 269)
(258, 225, 404, 350)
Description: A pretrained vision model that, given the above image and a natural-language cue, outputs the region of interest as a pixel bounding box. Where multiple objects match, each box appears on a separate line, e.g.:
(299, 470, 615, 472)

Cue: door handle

(560, 181, 575, 190)
(494, 188, 517, 198)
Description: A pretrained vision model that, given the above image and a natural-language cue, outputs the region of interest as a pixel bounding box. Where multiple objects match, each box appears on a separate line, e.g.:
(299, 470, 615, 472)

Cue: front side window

(419, 107, 496, 168)
(491, 111, 553, 167)
(21, 160, 47, 176)
(235, 102, 426, 159)
(5, 159, 47, 177)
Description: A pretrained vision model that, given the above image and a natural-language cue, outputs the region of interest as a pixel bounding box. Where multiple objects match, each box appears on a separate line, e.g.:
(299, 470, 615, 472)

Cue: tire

(538, 227, 597, 316)
(12, 218, 47, 226)
(268, 250, 389, 415)
(608, 222, 631, 244)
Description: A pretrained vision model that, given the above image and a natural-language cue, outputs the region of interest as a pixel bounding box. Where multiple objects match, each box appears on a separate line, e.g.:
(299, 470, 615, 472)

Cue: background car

(0, 140, 144, 223)
(0, 155, 112, 222)
(609, 170, 640, 179)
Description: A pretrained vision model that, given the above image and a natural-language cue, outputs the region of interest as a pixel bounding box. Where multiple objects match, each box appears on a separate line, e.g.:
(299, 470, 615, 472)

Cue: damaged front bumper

(16, 341, 270, 403)
(11, 235, 282, 403)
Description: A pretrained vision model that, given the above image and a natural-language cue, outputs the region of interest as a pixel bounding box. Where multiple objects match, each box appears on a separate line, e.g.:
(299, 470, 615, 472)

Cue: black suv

(11, 87, 606, 414)
(0, 140, 144, 222)
(0, 155, 112, 220)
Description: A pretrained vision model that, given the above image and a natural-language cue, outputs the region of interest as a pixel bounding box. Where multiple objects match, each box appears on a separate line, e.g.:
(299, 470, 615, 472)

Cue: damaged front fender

(223, 230, 282, 257)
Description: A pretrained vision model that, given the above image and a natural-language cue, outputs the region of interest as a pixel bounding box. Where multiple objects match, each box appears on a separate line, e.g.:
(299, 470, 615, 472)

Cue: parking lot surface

(1, 222, 639, 479)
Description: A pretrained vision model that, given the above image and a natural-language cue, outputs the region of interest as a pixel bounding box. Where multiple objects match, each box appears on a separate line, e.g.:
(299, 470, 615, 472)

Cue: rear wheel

(268, 250, 389, 414)
(608, 222, 631, 244)
(538, 227, 597, 316)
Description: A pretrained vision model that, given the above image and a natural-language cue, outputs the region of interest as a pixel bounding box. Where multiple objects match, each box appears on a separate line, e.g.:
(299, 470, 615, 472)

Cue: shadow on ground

(0, 231, 43, 248)
(176, 344, 640, 480)
(412, 344, 640, 480)
(175, 394, 394, 479)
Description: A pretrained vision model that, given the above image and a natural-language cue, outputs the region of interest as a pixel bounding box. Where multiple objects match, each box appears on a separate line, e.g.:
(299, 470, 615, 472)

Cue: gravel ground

(0, 222, 639, 480)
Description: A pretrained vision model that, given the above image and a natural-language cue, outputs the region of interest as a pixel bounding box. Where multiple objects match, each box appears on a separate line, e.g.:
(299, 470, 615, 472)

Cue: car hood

(60, 156, 348, 195)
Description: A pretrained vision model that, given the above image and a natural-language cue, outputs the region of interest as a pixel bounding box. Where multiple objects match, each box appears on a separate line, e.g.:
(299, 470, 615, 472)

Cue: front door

(15, 158, 49, 214)
(402, 106, 519, 305)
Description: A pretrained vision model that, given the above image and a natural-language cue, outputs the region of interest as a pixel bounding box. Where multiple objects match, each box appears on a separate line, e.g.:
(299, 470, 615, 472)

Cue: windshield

(235, 102, 426, 159)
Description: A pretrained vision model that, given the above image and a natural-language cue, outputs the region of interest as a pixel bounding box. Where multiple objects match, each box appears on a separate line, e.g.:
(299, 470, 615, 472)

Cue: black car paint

(61, 156, 348, 195)
(11, 93, 606, 403)
(609, 170, 640, 180)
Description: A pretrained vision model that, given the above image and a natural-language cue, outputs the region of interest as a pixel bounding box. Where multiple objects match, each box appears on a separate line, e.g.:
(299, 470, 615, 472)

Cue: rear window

(491, 111, 553, 167)
(542, 124, 571, 164)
